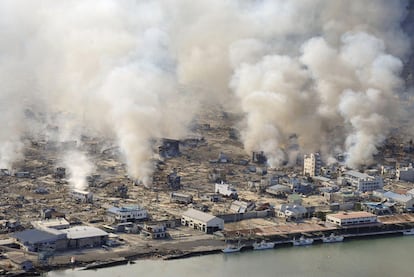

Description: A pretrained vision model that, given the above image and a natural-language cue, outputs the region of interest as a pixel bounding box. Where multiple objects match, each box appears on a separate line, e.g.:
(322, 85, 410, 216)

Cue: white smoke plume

(229, 1, 409, 168)
(0, 0, 411, 180)
(63, 151, 95, 191)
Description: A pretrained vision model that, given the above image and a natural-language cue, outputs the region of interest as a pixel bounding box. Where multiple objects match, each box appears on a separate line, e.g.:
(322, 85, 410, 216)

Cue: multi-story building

(396, 164, 414, 182)
(107, 206, 148, 222)
(303, 153, 322, 177)
(326, 211, 377, 226)
(342, 171, 383, 192)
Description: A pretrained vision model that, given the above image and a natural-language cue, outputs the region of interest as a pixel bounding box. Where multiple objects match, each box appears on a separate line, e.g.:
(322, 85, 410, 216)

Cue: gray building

(396, 165, 414, 182)
(343, 171, 383, 192)
(181, 209, 224, 234)
(62, 226, 108, 249)
(12, 229, 66, 252)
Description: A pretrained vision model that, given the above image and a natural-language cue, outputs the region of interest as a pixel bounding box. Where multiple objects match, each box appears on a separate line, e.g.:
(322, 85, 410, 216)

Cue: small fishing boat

(253, 240, 275, 250)
(322, 233, 344, 243)
(292, 236, 313, 246)
(222, 240, 244, 253)
(403, 228, 414, 235)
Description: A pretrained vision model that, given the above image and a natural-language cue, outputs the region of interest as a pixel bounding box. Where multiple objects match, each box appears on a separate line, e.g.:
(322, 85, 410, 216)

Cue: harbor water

(46, 236, 413, 277)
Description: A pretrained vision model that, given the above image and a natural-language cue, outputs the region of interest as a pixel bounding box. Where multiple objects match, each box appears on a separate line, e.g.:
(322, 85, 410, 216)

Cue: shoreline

(32, 226, 412, 275)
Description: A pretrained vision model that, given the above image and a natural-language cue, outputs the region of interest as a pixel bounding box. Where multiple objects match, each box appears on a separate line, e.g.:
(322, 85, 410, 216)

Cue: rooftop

(327, 211, 376, 220)
(108, 206, 146, 214)
(383, 191, 413, 203)
(62, 226, 108, 239)
(182, 208, 219, 222)
(12, 229, 62, 244)
(344, 170, 370, 179)
(31, 218, 70, 229)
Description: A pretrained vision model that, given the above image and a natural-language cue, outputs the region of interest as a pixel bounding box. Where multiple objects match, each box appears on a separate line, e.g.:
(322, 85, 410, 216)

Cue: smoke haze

(63, 151, 95, 191)
(0, 0, 411, 182)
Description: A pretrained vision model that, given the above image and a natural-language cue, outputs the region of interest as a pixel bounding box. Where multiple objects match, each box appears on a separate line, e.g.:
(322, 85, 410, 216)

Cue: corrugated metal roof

(383, 191, 413, 203)
(182, 208, 218, 223)
(62, 226, 108, 239)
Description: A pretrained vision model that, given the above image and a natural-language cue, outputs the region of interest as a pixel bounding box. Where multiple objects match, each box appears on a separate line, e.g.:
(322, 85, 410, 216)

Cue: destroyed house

(55, 167, 66, 178)
(41, 208, 65, 219)
(252, 151, 267, 164)
(141, 224, 167, 239)
(15, 172, 31, 178)
(230, 200, 255, 213)
(170, 192, 193, 204)
(159, 138, 180, 158)
(167, 172, 181, 190)
(71, 189, 93, 203)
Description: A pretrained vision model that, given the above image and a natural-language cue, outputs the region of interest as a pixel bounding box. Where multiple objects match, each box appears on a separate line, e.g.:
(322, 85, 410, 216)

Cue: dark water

(46, 236, 413, 277)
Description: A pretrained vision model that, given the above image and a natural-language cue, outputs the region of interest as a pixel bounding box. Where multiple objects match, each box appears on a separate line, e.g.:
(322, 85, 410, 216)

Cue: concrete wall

(217, 210, 273, 223)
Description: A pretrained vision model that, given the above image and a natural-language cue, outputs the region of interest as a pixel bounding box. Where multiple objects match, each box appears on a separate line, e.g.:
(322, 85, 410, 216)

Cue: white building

(396, 164, 414, 182)
(343, 171, 383, 192)
(215, 182, 238, 199)
(181, 209, 224, 234)
(107, 206, 148, 222)
(303, 153, 321, 177)
(326, 211, 377, 226)
(276, 204, 307, 220)
(31, 218, 70, 231)
(71, 189, 93, 203)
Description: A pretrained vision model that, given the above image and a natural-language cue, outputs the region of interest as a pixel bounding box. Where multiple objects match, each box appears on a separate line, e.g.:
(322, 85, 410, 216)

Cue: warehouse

(62, 226, 108, 249)
(11, 229, 67, 252)
(181, 209, 224, 234)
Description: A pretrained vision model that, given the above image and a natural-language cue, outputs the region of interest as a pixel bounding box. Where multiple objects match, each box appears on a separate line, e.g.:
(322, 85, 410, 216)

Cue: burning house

(252, 151, 267, 164)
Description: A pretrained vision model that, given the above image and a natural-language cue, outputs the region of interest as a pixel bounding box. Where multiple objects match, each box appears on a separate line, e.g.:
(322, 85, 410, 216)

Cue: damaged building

(252, 151, 267, 164)
(167, 171, 181, 190)
(159, 138, 180, 158)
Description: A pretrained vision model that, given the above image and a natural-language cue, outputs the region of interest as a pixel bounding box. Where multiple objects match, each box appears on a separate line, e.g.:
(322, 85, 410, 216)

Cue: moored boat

(292, 236, 313, 246)
(253, 240, 275, 250)
(403, 228, 414, 235)
(322, 233, 344, 243)
(222, 240, 244, 253)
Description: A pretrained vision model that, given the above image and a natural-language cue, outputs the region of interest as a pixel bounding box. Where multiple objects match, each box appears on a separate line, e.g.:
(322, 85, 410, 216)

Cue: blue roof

(12, 229, 61, 244)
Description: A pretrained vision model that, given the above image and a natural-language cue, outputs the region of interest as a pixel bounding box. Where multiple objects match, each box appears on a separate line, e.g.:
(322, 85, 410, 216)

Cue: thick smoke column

(229, 1, 409, 168)
(0, 1, 193, 185)
(0, 0, 411, 179)
(63, 151, 95, 191)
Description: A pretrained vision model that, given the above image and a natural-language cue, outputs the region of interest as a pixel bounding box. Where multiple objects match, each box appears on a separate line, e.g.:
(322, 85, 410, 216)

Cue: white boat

(322, 233, 344, 243)
(253, 240, 275, 250)
(403, 228, 414, 235)
(222, 241, 243, 253)
(292, 236, 314, 246)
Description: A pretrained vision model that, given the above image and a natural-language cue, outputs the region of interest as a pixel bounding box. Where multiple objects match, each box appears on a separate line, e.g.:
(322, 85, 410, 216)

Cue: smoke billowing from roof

(0, 1, 411, 181)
